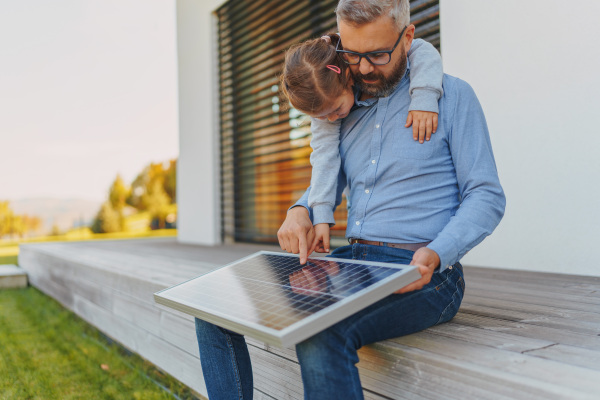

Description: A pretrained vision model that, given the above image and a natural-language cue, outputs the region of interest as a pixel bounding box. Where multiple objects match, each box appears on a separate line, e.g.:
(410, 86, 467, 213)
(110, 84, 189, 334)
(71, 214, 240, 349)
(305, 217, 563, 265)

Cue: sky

(0, 0, 178, 203)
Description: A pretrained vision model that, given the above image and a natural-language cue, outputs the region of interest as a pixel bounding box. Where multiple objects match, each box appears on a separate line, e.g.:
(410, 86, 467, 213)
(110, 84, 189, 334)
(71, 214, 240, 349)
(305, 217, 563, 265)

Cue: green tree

(142, 181, 171, 229)
(108, 174, 130, 231)
(109, 174, 129, 212)
(10, 215, 25, 238)
(164, 159, 177, 203)
(23, 215, 42, 235)
(0, 201, 13, 237)
(127, 166, 151, 211)
(91, 202, 121, 233)
(50, 224, 62, 236)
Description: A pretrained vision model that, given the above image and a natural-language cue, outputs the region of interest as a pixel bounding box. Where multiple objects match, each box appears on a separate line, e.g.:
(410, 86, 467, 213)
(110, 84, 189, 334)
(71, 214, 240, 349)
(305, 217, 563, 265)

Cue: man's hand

(309, 223, 331, 255)
(395, 247, 440, 294)
(405, 111, 438, 143)
(277, 207, 315, 264)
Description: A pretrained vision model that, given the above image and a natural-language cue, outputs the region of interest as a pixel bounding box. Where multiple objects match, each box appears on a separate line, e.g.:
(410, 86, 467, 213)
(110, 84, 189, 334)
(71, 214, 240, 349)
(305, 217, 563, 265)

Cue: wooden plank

(465, 286, 600, 314)
(425, 320, 555, 352)
(247, 337, 299, 363)
(459, 303, 600, 335)
(464, 277, 600, 306)
(463, 293, 600, 323)
(157, 309, 199, 357)
(523, 343, 600, 371)
(0, 264, 28, 289)
(253, 389, 277, 400)
(391, 332, 600, 397)
(72, 295, 208, 397)
(427, 321, 600, 372)
(451, 312, 600, 350)
(249, 347, 303, 400)
(112, 291, 163, 337)
(464, 266, 600, 287)
(358, 345, 518, 400)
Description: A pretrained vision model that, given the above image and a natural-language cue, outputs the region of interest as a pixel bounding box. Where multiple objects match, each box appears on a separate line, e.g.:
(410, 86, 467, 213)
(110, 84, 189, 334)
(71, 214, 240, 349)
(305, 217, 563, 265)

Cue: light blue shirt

(295, 65, 506, 271)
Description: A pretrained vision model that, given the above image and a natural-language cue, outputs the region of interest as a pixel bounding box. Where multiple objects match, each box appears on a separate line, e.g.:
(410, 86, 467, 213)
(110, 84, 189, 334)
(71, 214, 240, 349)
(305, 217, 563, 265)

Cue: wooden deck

(19, 238, 600, 399)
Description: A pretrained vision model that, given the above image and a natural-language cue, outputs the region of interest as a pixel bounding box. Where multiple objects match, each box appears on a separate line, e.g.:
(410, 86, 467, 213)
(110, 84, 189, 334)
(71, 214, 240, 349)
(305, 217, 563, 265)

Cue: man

(196, 0, 505, 398)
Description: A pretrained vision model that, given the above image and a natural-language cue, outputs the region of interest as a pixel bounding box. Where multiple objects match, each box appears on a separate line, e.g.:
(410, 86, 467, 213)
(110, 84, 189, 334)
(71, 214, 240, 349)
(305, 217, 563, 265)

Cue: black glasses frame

(335, 25, 408, 66)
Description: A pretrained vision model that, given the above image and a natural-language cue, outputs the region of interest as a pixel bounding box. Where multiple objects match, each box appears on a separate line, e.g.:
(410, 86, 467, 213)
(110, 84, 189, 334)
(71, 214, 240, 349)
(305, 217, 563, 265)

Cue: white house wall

(178, 0, 600, 276)
(176, 0, 227, 245)
(441, 0, 600, 276)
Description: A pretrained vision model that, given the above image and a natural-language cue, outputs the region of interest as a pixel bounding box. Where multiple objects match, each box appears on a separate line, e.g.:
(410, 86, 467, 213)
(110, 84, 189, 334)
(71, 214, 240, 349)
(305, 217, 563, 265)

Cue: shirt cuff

(427, 235, 459, 273)
(408, 88, 440, 114)
(288, 204, 313, 223)
(311, 204, 336, 226)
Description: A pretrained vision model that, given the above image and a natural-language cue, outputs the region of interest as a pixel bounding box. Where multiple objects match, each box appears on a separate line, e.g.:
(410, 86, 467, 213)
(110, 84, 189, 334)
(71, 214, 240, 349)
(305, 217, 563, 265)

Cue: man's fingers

(395, 264, 432, 294)
(298, 233, 308, 264)
(277, 229, 286, 251)
(396, 278, 425, 294)
(281, 235, 291, 253)
(433, 115, 438, 133)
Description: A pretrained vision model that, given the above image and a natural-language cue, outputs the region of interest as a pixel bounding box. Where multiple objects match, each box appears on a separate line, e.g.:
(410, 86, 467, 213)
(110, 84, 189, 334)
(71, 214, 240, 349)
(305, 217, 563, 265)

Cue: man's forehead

(338, 17, 398, 52)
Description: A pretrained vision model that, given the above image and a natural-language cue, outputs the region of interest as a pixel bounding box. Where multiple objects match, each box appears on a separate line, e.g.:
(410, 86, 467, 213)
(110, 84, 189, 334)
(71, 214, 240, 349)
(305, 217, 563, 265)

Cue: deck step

(0, 264, 28, 289)
(18, 239, 600, 399)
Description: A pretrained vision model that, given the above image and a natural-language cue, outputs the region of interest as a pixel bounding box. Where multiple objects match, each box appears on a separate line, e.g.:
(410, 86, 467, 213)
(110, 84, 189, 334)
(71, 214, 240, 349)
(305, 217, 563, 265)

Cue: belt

(348, 239, 431, 252)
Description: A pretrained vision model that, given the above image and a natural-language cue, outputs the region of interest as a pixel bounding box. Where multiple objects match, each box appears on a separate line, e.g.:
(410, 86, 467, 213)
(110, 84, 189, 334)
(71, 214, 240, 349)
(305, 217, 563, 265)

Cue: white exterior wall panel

(441, 0, 600, 276)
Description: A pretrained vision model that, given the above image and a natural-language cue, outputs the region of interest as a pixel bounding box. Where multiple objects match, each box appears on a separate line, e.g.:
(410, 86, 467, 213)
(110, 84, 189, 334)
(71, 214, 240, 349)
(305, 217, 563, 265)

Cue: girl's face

(313, 88, 355, 122)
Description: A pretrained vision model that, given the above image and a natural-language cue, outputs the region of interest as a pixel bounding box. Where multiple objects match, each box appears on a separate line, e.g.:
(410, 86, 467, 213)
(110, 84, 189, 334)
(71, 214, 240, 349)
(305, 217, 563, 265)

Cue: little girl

(280, 33, 443, 256)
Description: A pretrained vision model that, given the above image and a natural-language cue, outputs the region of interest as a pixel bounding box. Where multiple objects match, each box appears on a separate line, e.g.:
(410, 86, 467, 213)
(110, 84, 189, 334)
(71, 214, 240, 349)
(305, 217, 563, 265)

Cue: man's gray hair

(336, 0, 410, 31)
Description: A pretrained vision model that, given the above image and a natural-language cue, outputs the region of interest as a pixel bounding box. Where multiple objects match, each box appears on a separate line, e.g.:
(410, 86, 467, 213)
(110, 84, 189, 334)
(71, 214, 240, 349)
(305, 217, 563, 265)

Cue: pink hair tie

(326, 65, 341, 74)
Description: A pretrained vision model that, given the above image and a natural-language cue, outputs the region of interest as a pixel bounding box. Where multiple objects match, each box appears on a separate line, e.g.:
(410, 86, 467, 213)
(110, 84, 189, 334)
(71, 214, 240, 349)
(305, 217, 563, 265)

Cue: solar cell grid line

(154, 251, 421, 347)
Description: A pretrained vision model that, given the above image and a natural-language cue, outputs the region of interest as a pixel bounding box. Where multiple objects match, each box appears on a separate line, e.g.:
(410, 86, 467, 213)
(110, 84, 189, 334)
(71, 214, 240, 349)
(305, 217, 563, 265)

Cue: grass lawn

(0, 287, 199, 400)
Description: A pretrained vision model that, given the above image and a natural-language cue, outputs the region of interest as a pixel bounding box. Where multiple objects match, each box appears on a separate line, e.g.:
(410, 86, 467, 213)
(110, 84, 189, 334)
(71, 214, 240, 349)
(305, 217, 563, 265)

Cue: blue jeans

(195, 244, 465, 400)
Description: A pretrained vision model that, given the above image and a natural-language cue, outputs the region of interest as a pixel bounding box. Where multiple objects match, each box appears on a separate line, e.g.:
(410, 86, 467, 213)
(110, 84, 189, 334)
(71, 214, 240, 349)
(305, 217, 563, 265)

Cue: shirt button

(365, 189, 369, 193)
(371, 160, 376, 164)
(375, 124, 380, 129)
(356, 221, 360, 225)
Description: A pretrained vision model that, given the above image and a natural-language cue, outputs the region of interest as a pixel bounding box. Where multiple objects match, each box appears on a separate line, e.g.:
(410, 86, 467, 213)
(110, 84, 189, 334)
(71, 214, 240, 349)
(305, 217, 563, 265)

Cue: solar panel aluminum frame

(154, 251, 421, 348)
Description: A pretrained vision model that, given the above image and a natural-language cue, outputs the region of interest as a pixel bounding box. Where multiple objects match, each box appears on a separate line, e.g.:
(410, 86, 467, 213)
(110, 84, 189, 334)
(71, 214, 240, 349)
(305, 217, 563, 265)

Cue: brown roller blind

(217, 0, 440, 243)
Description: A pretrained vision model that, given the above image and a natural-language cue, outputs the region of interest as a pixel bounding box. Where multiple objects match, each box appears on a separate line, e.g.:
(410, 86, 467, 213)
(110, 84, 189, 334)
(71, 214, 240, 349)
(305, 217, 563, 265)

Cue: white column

(176, 0, 227, 245)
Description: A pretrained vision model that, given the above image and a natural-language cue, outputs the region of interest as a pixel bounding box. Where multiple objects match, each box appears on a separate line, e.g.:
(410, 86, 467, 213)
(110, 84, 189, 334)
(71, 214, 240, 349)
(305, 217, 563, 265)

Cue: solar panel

(154, 251, 421, 347)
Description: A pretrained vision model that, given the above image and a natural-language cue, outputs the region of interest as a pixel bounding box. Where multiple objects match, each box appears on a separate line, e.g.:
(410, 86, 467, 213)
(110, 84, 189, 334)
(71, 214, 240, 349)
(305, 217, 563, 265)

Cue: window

(217, 0, 440, 243)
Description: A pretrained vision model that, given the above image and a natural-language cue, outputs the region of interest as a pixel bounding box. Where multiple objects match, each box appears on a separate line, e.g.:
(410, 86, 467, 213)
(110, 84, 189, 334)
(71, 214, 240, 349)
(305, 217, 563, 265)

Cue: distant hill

(10, 198, 102, 234)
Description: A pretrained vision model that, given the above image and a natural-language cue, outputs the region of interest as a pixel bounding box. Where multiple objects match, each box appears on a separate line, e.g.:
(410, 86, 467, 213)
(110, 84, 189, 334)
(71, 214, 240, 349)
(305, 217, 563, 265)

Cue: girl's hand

(309, 223, 331, 255)
(405, 111, 438, 143)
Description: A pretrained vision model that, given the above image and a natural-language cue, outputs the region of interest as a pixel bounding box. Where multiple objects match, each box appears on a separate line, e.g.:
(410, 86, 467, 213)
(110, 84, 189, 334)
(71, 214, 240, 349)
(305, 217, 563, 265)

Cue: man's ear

(404, 24, 415, 52)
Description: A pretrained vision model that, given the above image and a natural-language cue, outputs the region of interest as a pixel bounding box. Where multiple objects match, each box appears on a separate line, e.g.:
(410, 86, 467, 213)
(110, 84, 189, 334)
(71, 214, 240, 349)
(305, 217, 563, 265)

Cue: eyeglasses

(335, 26, 407, 66)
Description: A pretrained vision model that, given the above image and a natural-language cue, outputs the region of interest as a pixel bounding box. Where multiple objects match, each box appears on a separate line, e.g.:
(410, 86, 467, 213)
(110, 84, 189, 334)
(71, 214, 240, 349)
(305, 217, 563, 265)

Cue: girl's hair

(281, 34, 350, 115)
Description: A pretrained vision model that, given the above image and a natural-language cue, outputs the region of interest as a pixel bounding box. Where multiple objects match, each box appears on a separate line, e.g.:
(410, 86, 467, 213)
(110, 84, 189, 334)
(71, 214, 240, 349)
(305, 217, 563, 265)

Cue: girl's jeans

(195, 243, 465, 400)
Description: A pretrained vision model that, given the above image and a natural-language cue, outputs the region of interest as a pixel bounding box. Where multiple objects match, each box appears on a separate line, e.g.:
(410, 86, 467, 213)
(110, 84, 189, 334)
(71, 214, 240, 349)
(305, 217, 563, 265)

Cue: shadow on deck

(19, 238, 600, 399)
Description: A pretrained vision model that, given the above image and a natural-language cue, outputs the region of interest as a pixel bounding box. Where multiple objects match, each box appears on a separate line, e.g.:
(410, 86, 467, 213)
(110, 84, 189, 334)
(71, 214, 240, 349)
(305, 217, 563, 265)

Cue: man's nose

(359, 57, 373, 75)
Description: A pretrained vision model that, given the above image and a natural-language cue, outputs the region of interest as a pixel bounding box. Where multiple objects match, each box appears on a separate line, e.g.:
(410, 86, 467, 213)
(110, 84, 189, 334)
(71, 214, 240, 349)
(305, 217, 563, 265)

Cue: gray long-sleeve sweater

(308, 38, 444, 226)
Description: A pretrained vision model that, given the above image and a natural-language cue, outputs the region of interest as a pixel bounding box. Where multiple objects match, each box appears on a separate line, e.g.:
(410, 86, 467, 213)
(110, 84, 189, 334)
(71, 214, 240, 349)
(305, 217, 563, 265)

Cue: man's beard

(352, 48, 407, 97)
